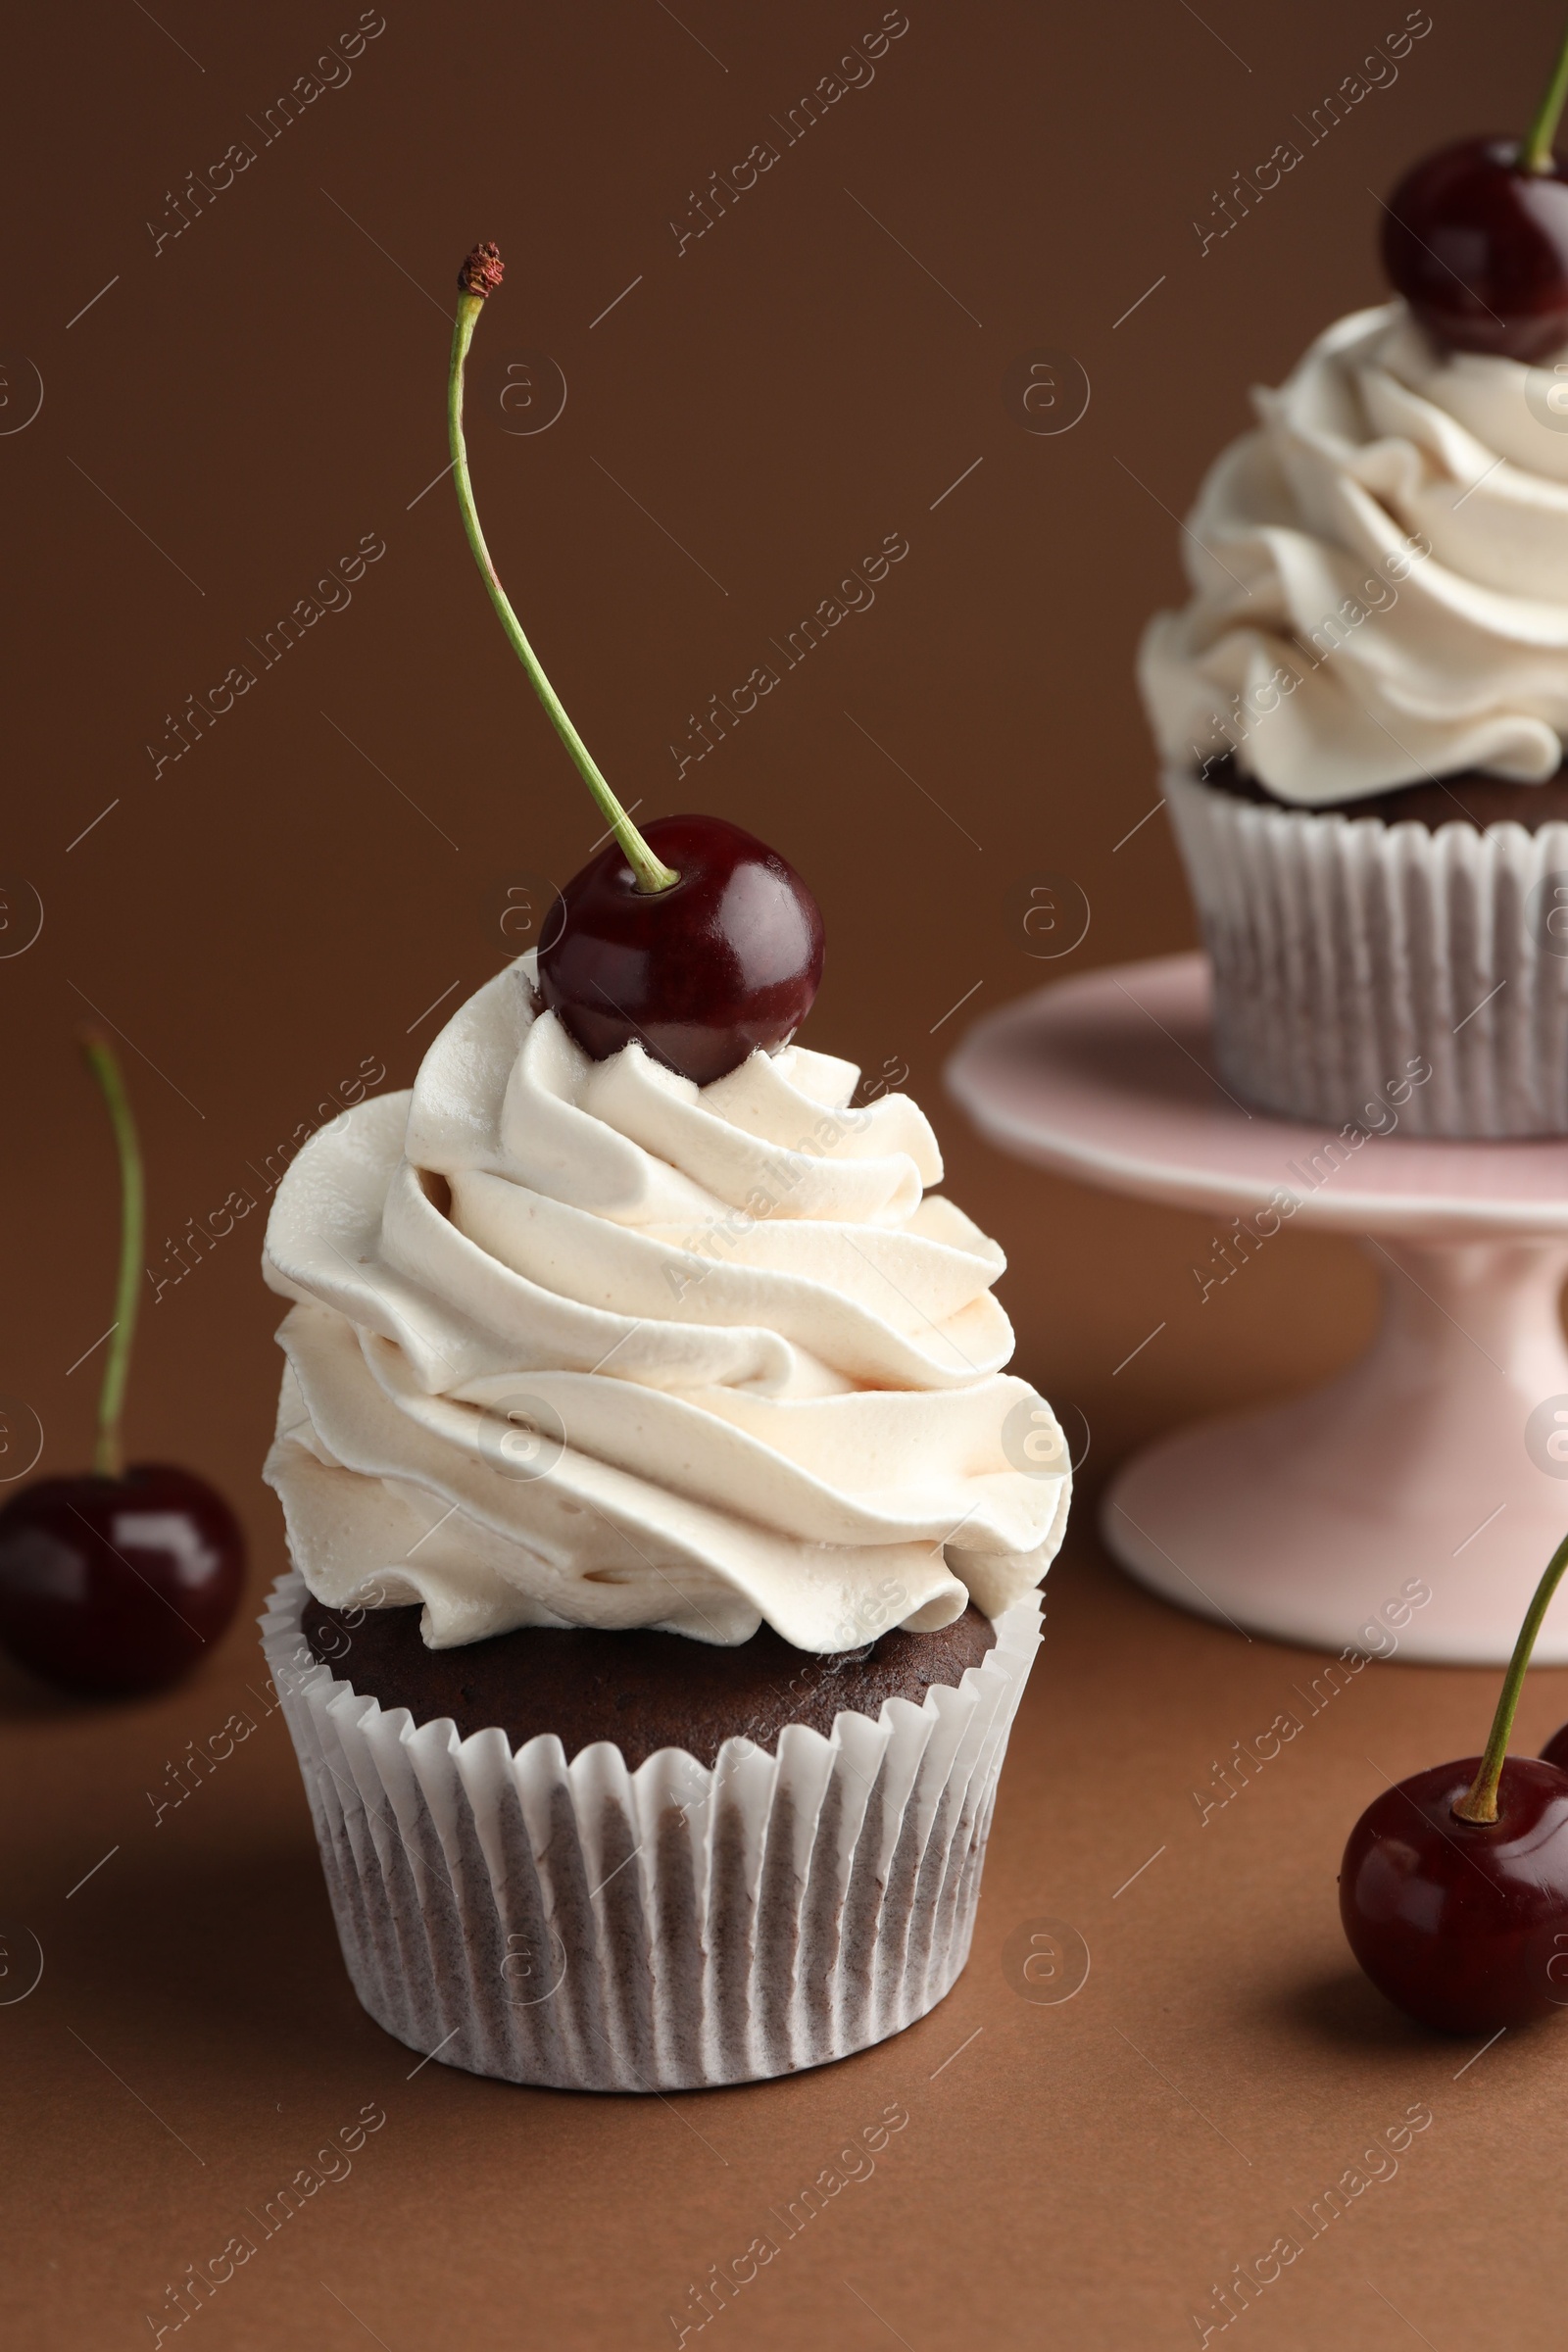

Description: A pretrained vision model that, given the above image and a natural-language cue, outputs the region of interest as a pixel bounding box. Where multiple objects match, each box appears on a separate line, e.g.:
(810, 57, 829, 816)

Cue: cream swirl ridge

(1140, 301, 1568, 805)
(262, 956, 1068, 1651)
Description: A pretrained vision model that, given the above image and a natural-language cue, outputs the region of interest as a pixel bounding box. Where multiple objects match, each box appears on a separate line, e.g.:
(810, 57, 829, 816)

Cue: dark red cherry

(0, 1463, 246, 1696)
(1340, 1755, 1568, 2033)
(445, 266, 823, 1086)
(1382, 136, 1568, 360)
(536, 812, 824, 1086)
(1542, 1719, 1568, 1771)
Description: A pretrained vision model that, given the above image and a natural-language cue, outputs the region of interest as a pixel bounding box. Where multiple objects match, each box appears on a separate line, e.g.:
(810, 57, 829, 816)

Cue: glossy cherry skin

(536, 812, 824, 1086)
(1341, 1755, 1568, 2033)
(1541, 1720, 1568, 1771)
(1382, 137, 1568, 361)
(0, 1463, 246, 1696)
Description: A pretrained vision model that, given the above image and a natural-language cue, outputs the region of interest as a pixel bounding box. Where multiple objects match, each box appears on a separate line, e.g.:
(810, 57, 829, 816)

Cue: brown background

(5, 2, 1566, 2345)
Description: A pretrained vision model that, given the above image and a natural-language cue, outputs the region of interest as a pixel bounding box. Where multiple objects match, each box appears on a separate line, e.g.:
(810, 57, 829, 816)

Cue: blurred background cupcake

(1140, 289, 1568, 1138)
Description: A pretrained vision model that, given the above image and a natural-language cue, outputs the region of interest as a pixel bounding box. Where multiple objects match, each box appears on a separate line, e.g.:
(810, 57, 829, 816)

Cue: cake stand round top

(945, 952, 1568, 1240)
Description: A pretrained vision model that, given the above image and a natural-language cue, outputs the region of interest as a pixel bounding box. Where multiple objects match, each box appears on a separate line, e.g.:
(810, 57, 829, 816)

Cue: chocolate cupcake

(1141, 303, 1568, 1136)
(260, 955, 1067, 2091)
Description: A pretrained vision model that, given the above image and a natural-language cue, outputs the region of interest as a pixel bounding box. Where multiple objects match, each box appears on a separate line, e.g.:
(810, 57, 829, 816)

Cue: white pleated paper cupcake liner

(1166, 766, 1568, 1137)
(260, 1571, 1040, 2092)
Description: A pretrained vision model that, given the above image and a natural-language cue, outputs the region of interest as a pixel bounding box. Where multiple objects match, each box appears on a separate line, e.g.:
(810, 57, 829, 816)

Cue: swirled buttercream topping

(1140, 301, 1568, 804)
(262, 956, 1068, 1651)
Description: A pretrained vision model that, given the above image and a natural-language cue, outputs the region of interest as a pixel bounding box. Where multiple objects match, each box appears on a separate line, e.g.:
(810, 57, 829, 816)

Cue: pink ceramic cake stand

(947, 952, 1568, 1664)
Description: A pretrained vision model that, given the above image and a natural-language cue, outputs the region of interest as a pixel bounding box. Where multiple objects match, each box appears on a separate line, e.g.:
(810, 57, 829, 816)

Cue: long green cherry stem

(81, 1032, 143, 1482)
(1453, 1529, 1568, 1822)
(1521, 12, 1568, 172)
(448, 243, 677, 894)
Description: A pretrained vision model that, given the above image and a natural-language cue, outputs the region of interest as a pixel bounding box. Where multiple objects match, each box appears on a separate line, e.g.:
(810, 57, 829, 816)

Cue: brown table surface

(6, 1490, 1568, 2352)
(7, 0, 1564, 2341)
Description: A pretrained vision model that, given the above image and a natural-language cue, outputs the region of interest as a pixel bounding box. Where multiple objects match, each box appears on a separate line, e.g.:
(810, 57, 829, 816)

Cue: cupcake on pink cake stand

(956, 24, 1568, 1665)
(948, 952, 1568, 1664)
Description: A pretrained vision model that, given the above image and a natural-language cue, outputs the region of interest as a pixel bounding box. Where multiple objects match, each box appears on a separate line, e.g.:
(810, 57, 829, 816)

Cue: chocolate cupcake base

(264, 1571, 1040, 2092)
(300, 1594, 996, 1770)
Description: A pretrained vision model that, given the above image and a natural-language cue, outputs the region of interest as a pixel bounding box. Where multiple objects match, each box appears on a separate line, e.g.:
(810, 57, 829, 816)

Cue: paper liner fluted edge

(260, 1572, 1041, 2091)
(1165, 766, 1568, 1137)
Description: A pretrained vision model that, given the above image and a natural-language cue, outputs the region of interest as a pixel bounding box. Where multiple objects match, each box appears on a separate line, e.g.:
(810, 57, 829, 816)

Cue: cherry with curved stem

(448, 245, 675, 896)
(1340, 1531, 1568, 2033)
(1381, 15, 1568, 361)
(0, 1037, 245, 1697)
(446, 244, 825, 1085)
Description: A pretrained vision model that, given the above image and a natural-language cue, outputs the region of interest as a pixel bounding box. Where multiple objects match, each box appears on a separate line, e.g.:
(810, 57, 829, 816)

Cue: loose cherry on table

(448, 245, 823, 1086)
(1381, 25, 1568, 360)
(0, 1465, 245, 1697)
(1340, 1534, 1568, 2033)
(0, 1037, 245, 1697)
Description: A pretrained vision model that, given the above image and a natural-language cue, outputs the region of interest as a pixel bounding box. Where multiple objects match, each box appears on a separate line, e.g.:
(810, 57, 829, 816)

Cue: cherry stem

(447, 272, 678, 896)
(80, 1032, 143, 1483)
(1521, 13, 1568, 172)
(1453, 1528, 1568, 1822)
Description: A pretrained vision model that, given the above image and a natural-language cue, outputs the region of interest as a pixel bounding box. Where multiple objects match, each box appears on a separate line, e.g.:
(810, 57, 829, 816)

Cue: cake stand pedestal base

(947, 953, 1568, 1664)
(1105, 1238, 1568, 1664)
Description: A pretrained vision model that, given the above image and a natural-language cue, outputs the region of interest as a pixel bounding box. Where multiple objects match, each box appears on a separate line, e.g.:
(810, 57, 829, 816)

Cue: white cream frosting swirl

(262, 956, 1068, 1652)
(1140, 301, 1568, 805)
